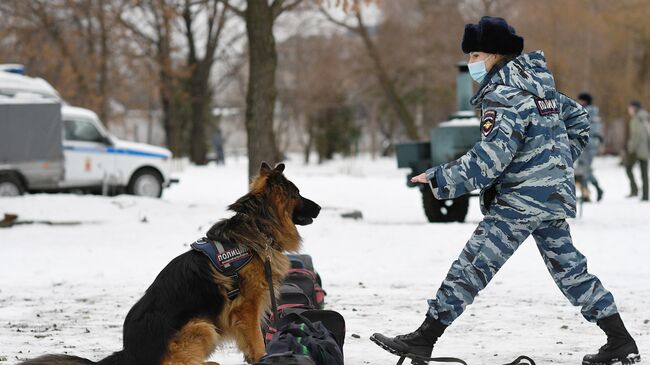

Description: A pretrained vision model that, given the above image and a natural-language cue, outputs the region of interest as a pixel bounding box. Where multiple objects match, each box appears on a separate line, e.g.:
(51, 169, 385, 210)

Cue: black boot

(594, 183, 604, 202)
(583, 313, 640, 365)
(370, 316, 446, 363)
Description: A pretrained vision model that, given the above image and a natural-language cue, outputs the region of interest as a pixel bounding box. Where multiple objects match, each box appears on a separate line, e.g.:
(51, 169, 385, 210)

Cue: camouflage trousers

(427, 218, 618, 325)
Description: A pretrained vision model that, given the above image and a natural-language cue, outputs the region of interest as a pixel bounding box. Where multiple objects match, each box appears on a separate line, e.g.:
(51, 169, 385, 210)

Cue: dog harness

(191, 237, 254, 299)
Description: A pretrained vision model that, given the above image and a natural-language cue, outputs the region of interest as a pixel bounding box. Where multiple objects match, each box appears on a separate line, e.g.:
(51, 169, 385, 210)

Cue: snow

(1, 156, 649, 364)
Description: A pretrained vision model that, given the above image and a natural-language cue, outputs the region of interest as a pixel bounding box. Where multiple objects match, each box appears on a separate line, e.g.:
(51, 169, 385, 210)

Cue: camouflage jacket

(425, 51, 589, 221)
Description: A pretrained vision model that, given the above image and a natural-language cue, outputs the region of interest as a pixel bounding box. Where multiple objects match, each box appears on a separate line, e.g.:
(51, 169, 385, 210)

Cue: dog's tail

(19, 351, 124, 365)
(18, 355, 95, 365)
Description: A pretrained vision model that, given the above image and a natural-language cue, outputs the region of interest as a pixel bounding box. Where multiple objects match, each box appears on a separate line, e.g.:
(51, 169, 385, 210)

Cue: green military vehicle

(395, 64, 481, 222)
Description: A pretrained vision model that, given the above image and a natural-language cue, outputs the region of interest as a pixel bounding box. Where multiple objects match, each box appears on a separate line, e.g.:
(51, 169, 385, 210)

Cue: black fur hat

(462, 16, 524, 55)
(578, 93, 593, 105)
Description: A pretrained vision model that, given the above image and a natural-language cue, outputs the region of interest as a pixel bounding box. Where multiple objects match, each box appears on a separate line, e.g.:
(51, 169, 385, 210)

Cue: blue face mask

(468, 60, 488, 83)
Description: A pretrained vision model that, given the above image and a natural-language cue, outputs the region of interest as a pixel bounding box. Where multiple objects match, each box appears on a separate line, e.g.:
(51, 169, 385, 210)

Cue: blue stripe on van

(64, 145, 168, 159)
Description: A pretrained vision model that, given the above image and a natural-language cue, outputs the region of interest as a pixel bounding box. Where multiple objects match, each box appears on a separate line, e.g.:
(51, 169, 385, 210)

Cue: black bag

(288, 254, 323, 287)
(279, 308, 345, 350)
(254, 352, 316, 365)
(279, 283, 313, 308)
(288, 254, 315, 271)
(264, 313, 344, 365)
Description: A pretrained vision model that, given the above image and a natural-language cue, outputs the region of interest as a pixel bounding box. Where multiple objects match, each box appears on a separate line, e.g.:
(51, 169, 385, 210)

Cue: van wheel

(127, 169, 163, 198)
(0, 174, 24, 197)
(421, 187, 469, 223)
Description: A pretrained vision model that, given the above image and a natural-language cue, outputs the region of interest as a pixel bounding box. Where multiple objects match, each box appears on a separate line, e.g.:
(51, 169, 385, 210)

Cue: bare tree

(181, 0, 229, 164)
(220, 0, 303, 180)
(320, 4, 419, 140)
(119, 0, 182, 154)
(0, 0, 125, 123)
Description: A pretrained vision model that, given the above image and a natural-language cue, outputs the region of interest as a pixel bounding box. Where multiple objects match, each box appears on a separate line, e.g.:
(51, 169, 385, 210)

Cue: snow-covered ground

(0, 156, 648, 365)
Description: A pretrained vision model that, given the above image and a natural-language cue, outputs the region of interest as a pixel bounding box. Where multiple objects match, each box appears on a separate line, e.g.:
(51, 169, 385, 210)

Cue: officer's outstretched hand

(411, 173, 428, 184)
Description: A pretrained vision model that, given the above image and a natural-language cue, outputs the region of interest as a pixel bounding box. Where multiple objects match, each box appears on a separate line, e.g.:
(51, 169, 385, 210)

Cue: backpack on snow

(288, 254, 324, 287)
(285, 269, 326, 309)
(258, 312, 344, 365)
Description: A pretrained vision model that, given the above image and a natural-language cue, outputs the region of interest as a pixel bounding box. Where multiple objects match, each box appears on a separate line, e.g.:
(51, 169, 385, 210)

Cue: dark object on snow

(583, 313, 641, 365)
(0, 213, 86, 228)
(340, 210, 363, 220)
(0, 213, 18, 228)
(461, 16, 524, 55)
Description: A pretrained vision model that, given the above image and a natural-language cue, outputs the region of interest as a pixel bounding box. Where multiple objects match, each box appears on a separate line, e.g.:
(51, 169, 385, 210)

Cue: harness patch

(534, 98, 559, 116)
(191, 237, 254, 299)
(481, 109, 497, 137)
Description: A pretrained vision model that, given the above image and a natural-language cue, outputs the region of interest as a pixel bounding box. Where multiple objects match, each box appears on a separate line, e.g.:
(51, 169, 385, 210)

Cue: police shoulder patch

(481, 109, 497, 137)
(534, 97, 559, 116)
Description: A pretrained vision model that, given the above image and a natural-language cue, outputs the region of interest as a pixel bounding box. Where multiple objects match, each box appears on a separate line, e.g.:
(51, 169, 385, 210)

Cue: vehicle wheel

(421, 187, 469, 223)
(0, 174, 25, 197)
(127, 169, 163, 198)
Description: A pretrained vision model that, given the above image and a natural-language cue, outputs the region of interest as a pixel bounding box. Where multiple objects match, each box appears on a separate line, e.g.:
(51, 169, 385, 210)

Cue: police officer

(371, 16, 640, 365)
(625, 100, 650, 201)
(576, 93, 604, 202)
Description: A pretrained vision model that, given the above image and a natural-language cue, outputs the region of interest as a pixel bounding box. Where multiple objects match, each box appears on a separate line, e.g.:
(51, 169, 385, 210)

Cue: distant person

(575, 92, 604, 202)
(212, 129, 225, 165)
(371, 16, 640, 365)
(625, 100, 650, 201)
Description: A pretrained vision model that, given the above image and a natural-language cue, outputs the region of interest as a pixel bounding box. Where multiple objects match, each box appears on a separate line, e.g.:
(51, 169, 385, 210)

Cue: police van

(0, 68, 176, 198)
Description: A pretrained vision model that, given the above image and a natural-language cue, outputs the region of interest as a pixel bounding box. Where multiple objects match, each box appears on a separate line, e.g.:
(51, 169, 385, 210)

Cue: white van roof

(62, 105, 99, 120)
(0, 71, 61, 100)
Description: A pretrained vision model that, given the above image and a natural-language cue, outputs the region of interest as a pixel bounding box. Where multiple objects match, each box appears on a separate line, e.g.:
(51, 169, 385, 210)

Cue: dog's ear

(260, 162, 272, 175)
(274, 163, 285, 173)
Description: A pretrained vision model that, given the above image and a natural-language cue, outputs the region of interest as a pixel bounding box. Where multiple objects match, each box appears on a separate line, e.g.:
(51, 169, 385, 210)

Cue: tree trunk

(188, 68, 210, 165)
(245, 1, 280, 180)
(156, 5, 180, 156)
(97, 0, 110, 124)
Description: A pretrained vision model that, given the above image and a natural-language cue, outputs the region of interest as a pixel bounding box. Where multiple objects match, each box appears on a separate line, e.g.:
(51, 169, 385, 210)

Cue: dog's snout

(300, 196, 321, 218)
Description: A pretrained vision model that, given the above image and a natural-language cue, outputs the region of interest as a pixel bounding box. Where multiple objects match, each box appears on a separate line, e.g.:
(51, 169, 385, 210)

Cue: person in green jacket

(625, 100, 650, 201)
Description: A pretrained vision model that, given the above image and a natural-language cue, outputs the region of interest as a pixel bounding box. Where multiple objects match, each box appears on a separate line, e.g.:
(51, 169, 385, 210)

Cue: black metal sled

(370, 333, 536, 365)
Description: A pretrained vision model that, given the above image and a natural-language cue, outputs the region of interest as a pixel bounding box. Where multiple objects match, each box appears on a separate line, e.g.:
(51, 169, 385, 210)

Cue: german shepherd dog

(22, 162, 321, 365)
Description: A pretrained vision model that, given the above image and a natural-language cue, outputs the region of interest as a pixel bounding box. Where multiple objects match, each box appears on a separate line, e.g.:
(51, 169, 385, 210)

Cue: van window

(63, 119, 105, 143)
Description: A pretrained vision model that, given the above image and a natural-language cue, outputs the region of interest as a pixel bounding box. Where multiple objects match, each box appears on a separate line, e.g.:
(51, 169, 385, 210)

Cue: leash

(396, 355, 468, 365)
(502, 355, 535, 365)
(264, 252, 280, 329)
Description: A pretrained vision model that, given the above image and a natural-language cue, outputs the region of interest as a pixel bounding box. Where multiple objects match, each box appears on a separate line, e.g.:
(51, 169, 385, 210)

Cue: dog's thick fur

(21, 163, 321, 365)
